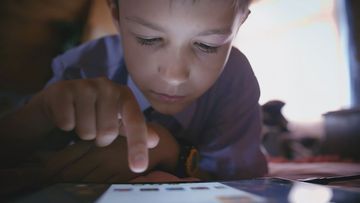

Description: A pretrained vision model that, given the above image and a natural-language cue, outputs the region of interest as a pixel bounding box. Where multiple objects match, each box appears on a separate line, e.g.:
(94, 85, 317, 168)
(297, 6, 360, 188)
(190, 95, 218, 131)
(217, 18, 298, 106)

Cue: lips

(150, 90, 186, 103)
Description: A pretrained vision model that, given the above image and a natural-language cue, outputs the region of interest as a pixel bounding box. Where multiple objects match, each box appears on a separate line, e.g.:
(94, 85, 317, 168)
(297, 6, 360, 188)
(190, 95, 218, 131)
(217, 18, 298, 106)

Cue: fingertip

(130, 166, 147, 173)
(146, 126, 160, 148)
(75, 128, 96, 140)
(147, 133, 159, 149)
(95, 134, 117, 147)
(58, 120, 75, 132)
(129, 151, 148, 173)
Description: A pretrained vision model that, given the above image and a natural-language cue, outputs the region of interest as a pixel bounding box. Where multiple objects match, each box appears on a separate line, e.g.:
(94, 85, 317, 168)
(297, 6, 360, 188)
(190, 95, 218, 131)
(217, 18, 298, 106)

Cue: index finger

(118, 87, 148, 173)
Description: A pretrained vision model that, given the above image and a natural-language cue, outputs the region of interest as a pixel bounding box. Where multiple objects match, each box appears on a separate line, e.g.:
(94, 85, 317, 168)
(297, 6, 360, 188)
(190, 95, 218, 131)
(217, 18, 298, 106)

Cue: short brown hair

(113, 0, 251, 13)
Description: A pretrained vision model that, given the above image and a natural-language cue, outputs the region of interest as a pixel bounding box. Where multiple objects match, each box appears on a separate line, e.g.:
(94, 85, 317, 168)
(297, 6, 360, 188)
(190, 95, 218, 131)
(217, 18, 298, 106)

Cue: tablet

(12, 178, 360, 203)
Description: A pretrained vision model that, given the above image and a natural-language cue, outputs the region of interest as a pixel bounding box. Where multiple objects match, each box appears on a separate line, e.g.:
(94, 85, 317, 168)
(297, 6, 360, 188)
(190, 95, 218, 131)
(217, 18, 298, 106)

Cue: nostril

(157, 65, 189, 85)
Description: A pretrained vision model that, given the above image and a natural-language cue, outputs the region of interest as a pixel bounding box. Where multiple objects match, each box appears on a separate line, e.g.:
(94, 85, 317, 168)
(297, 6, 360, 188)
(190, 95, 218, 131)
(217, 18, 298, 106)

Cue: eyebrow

(125, 16, 165, 32)
(197, 28, 232, 36)
(125, 16, 232, 36)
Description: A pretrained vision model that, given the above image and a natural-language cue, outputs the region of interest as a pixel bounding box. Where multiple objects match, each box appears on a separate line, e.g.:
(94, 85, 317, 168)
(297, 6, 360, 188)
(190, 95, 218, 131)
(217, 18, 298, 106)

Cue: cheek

(191, 51, 229, 93)
(191, 65, 222, 96)
(123, 39, 148, 70)
(121, 38, 157, 84)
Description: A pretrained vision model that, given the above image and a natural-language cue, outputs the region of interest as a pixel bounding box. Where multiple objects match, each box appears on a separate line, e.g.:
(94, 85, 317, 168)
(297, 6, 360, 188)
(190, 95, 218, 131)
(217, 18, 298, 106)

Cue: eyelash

(135, 37, 219, 54)
(194, 42, 219, 54)
(136, 37, 162, 46)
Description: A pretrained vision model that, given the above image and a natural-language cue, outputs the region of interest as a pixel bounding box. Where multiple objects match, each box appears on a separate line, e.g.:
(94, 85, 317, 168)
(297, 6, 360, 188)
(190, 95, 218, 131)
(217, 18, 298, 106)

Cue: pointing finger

(118, 120, 159, 149)
(118, 87, 149, 173)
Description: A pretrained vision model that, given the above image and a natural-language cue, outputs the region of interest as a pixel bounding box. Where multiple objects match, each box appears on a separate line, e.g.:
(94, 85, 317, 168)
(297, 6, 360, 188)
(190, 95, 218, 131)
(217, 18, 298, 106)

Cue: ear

(239, 9, 251, 25)
(233, 9, 251, 37)
(106, 0, 121, 32)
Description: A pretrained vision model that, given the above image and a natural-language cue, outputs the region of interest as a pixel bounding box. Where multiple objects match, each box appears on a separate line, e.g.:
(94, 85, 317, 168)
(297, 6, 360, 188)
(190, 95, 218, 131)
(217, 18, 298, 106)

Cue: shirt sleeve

(46, 56, 67, 86)
(196, 48, 268, 180)
(45, 35, 123, 87)
(45, 47, 90, 87)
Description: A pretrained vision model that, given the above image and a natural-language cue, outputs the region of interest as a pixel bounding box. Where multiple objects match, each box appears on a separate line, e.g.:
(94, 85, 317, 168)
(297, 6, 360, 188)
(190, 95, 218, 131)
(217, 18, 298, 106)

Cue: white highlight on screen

(288, 182, 333, 203)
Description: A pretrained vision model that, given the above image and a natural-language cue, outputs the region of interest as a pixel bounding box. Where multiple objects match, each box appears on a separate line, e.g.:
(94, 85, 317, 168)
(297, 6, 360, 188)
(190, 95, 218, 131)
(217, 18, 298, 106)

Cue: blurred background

(237, 0, 349, 122)
(0, 0, 359, 160)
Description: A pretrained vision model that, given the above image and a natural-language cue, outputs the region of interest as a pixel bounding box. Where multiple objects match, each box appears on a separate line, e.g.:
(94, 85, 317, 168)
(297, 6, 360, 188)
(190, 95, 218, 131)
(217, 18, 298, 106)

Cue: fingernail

(96, 134, 117, 147)
(131, 152, 148, 173)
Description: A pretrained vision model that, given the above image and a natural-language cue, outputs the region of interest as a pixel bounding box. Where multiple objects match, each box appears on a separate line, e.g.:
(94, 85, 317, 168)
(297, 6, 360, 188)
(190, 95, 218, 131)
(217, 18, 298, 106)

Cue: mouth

(150, 90, 186, 103)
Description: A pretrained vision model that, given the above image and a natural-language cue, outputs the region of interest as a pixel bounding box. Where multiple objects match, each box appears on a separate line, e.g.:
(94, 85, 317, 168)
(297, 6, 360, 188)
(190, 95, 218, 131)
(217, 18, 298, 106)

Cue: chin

(151, 101, 188, 115)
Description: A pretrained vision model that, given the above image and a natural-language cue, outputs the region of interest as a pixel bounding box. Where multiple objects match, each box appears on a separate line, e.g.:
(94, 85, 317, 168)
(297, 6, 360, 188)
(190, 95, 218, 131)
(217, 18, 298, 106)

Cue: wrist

(175, 140, 200, 178)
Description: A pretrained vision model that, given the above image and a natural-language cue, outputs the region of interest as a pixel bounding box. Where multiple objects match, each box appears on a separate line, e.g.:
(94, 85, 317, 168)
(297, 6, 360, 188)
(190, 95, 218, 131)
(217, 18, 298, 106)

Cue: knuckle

(95, 77, 118, 98)
(121, 86, 132, 97)
(45, 81, 69, 99)
(101, 85, 116, 98)
(95, 76, 110, 83)
(77, 82, 96, 98)
(49, 105, 74, 129)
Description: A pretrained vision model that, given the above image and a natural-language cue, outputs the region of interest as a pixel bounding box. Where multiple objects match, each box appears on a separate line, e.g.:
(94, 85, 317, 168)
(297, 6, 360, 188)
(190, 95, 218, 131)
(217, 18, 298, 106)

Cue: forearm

(0, 94, 54, 167)
(44, 123, 180, 183)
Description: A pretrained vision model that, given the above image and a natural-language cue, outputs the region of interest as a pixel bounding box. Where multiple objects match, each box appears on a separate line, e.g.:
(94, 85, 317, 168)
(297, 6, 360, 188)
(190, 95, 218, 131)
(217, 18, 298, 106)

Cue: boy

(0, 0, 267, 183)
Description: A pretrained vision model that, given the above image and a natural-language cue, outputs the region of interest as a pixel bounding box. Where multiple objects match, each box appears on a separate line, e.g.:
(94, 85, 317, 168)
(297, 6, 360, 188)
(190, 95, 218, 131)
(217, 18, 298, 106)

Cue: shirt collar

(174, 101, 196, 129)
(127, 75, 151, 111)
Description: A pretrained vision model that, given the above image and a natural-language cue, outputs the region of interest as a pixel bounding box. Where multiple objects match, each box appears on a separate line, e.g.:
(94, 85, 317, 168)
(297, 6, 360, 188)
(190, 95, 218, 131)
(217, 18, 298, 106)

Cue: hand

(45, 136, 134, 183)
(44, 122, 179, 183)
(31, 77, 158, 173)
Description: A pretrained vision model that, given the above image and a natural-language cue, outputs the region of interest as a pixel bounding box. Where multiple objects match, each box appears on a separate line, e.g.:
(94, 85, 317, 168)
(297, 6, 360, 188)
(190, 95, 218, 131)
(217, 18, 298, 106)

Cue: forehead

(119, 0, 237, 10)
(119, 0, 240, 30)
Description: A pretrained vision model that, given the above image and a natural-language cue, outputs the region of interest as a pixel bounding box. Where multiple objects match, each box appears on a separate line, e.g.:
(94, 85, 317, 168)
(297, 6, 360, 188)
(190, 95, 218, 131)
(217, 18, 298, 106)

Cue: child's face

(113, 0, 246, 115)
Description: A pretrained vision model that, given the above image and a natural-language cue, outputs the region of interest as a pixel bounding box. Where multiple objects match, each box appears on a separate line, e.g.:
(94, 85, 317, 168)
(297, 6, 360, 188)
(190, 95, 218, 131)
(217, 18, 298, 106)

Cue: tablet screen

(96, 182, 266, 203)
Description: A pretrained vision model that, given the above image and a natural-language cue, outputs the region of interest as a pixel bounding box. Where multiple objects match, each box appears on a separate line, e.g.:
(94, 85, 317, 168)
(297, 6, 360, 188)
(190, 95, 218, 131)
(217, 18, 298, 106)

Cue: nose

(158, 49, 190, 86)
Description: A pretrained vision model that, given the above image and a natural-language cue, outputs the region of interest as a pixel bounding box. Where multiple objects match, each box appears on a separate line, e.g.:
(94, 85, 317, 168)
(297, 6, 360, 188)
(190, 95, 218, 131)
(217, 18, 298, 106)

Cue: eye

(136, 37, 162, 46)
(194, 42, 219, 54)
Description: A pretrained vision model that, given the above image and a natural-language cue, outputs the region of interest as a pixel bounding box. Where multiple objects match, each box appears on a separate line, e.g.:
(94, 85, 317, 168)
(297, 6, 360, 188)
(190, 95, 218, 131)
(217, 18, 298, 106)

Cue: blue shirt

(48, 35, 268, 180)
